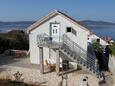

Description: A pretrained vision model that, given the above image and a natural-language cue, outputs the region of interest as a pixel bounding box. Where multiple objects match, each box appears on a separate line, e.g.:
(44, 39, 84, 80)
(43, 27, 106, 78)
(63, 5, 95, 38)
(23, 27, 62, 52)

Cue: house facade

(27, 10, 108, 78)
(27, 10, 91, 65)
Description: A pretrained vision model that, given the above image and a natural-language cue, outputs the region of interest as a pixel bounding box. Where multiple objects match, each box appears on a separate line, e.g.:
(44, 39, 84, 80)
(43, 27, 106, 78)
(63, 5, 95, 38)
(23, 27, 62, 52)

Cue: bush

(110, 42, 115, 56)
(0, 30, 29, 54)
(92, 41, 104, 53)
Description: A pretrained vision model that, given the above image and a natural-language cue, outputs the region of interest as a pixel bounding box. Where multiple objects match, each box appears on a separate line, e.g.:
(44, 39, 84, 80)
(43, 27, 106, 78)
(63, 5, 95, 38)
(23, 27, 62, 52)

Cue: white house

(88, 33, 108, 46)
(27, 10, 91, 64)
(27, 10, 105, 76)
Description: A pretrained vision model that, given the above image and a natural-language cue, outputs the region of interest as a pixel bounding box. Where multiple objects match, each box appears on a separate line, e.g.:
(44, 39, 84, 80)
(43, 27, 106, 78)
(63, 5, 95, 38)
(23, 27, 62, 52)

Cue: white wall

(29, 33, 39, 64)
(109, 55, 115, 82)
(29, 33, 49, 64)
(29, 15, 88, 64)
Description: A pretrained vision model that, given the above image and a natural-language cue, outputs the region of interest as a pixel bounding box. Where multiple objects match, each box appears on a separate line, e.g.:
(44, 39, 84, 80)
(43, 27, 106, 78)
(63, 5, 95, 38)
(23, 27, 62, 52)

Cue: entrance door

(50, 23, 60, 42)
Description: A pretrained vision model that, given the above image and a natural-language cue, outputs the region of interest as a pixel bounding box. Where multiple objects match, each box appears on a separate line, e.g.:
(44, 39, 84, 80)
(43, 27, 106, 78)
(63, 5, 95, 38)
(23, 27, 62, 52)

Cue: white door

(51, 23, 60, 42)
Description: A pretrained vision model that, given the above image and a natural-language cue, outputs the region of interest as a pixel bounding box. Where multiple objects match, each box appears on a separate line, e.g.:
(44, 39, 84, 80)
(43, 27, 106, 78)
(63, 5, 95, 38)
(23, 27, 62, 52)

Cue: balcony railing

(37, 33, 62, 48)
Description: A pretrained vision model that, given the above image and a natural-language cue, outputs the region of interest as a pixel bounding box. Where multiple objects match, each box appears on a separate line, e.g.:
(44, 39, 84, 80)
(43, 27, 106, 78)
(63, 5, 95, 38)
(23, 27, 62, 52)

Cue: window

(53, 29, 55, 34)
(53, 25, 57, 27)
(56, 29, 57, 33)
(97, 39, 100, 42)
(66, 27, 77, 36)
(66, 27, 71, 32)
(72, 28, 77, 36)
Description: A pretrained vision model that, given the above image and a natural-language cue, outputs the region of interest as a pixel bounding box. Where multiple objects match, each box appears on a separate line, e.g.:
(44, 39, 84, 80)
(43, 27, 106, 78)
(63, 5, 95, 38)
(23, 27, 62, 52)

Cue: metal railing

(37, 33, 100, 76)
(37, 33, 52, 45)
(62, 34, 100, 75)
(37, 33, 61, 47)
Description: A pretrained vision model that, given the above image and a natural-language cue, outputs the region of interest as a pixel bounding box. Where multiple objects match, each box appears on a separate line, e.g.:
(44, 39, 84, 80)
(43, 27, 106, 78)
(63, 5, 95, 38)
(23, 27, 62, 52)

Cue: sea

(0, 21, 115, 40)
(90, 26, 115, 40)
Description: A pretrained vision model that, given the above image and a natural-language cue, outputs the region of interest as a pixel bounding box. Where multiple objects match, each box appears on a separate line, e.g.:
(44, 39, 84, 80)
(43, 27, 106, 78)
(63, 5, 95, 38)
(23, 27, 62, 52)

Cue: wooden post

(39, 47, 44, 74)
(56, 49, 60, 74)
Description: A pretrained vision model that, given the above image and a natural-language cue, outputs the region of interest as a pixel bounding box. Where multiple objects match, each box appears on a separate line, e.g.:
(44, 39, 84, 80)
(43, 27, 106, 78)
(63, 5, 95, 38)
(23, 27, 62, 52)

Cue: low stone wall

(4, 50, 29, 58)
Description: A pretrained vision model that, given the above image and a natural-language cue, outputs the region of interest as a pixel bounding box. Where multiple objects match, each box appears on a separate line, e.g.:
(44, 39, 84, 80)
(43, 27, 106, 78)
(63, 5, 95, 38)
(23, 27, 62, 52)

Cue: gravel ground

(0, 65, 99, 86)
(0, 54, 114, 86)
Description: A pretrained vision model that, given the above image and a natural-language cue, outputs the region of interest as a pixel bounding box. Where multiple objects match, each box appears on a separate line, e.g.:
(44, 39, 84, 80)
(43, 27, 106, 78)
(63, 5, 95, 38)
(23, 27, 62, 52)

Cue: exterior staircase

(37, 33, 102, 78)
(60, 34, 102, 78)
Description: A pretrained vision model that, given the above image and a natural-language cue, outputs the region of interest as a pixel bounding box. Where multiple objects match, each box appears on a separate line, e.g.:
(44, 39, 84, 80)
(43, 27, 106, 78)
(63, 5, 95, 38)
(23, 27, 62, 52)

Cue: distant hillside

(81, 20, 115, 27)
(0, 21, 35, 32)
(0, 20, 115, 32)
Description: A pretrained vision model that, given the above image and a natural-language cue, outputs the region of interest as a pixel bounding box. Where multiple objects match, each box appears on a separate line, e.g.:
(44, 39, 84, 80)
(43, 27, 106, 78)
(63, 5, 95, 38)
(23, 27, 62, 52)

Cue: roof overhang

(27, 10, 91, 34)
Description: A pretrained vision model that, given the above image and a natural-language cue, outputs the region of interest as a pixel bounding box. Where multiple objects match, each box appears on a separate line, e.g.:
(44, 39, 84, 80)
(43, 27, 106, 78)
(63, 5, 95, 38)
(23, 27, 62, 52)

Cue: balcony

(37, 33, 62, 48)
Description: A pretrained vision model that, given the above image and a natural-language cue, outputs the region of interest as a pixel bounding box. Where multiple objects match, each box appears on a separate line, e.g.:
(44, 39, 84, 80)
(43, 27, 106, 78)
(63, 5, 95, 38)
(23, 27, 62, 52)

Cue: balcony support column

(56, 49, 60, 74)
(39, 47, 44, 74)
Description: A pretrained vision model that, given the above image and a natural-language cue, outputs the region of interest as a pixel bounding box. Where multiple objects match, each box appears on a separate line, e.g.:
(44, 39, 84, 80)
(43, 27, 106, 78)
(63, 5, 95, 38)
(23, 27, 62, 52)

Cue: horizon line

(0, 20, 115, 23)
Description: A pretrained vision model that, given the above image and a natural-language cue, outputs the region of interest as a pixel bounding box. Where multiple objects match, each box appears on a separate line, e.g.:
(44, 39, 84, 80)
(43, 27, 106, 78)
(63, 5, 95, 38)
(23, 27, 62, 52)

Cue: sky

(0, 0, 115, 22)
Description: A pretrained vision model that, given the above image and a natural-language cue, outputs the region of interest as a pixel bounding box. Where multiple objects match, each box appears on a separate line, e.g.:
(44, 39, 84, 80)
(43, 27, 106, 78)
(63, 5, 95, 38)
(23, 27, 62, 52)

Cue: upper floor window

(66, 27, 71, 32)
(66, 27, 77, 36)
(72, 28, 77, 36)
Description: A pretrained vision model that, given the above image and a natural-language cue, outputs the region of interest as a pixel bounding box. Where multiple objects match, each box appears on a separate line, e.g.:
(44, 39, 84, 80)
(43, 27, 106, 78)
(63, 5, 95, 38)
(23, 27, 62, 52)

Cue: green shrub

(92, 41, 104, 53)
(0, 30, 29, 54)
(110, 42, 115, 56)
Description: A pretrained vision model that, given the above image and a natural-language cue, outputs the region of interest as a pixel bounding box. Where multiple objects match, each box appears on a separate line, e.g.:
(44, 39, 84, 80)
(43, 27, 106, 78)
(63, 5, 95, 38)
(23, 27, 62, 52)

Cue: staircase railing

(63, 34, 96, 61)
(37, 33, 101, 77)
(62, 34, 100, 76)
